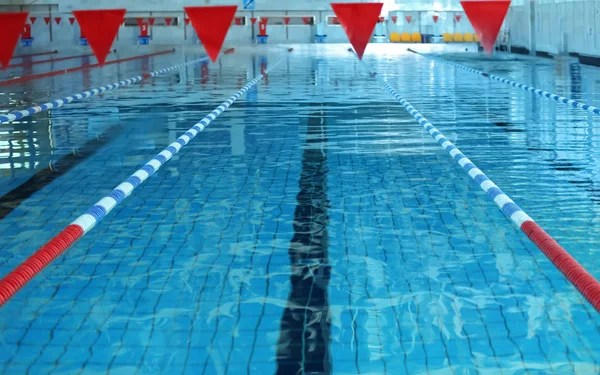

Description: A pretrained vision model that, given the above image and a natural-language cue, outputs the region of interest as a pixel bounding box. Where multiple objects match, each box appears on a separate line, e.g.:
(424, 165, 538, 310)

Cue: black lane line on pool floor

(276, 105, 332, 375)
(0, 124, 122, 220)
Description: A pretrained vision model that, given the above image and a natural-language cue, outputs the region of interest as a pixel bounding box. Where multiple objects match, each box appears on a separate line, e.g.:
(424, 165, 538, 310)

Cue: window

(327, 16, 340, 25)
(256, 16, 313, 25)
(233, 17, 246, 26)
(123, 17, 179, 27)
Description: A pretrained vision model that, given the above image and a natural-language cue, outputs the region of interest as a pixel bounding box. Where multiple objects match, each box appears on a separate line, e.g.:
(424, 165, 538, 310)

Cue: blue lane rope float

(408, 48, 600, 116)
(0, 51, 291, 307)
(374, 72, 532, 229)
(371, 71, 600, 312)
(0, 53, 220, 125)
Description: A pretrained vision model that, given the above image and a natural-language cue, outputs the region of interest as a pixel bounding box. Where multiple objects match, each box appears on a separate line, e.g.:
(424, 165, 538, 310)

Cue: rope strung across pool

(0, 48, 233, 125)
(0, 51, 290, 307)
(372, 71, 600, 313)
(408, 49, 600, 117)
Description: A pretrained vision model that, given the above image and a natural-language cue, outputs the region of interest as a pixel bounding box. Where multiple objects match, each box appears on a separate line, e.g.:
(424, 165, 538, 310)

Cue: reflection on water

(0, 46, 599, 374)
(277, 105, 331, 375)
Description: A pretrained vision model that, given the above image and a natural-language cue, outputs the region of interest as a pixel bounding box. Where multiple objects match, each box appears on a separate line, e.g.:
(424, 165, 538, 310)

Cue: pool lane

(0, 50, 212, 198)
(0, 46, 599, 374)
(0, 50, 199, 113)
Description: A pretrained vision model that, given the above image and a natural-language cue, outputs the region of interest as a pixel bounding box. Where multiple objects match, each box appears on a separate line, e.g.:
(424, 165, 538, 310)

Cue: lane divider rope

(408, 48, 600, 116)
(373, 71, 600, 312)
(0, 49, 175, 87)
(7, 52, 101, 69)
(12, 50, 58, 60)
(0, 48, 234, 125)
(0, 50, 290, 307)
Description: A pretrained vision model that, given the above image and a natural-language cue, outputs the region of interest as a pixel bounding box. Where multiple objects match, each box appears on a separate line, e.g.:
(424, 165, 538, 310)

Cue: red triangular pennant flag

(250, 17, 257, 25)
(44, 17, 50, 25)
(184, 18, 190, 25)
(54, 17, 61, 25)
(284, 17, 290, 25)
(69, 17, 75, 25)
(30, 16, 37, 24)
(0, 12, 28, 69)
(185, 6, 237, 63)
(455, 14, 462, 22)
(392, 16, 397, 23)
(302, 17, 310, 25)
(234, 17, 242, 25)
(73, 9, 125, 65)
(148, 17, 155, 25)
(432, 15, 439, 23)
(405, 15, 412, 23)
(331, 2, 383, 60)
(165, 18, 172, 26)
(461, 0, 511, 55)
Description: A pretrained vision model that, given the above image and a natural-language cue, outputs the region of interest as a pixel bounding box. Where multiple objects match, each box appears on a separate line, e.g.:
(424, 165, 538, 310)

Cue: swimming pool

(0, 44, 599, 374)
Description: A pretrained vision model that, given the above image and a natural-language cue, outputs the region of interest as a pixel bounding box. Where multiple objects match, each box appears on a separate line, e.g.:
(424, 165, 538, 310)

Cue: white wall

(5, 0, 600, 58)
(0, 0, 485, 48)
(2, 0, 466, 11)
(55, 0, 379, 12)
(506, 5, 528, 49)
(508, 0, 600, 57)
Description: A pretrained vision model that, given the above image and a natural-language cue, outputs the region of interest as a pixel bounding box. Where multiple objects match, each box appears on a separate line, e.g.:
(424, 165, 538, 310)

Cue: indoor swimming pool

(0, 45, 599, 374)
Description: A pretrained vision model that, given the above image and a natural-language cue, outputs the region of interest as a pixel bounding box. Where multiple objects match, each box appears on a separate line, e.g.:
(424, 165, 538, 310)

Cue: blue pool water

(0, 45, 599, 374)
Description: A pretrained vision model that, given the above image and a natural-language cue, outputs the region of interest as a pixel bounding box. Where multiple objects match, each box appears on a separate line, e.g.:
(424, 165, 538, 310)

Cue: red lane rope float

(521, 221, 600, 307)
(0, 49, 174, 87)
(0, 225, 83, 304)
(12, 50, 58, 60)
(7, 52, 109, 69)
(13, 50, 58, 59)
